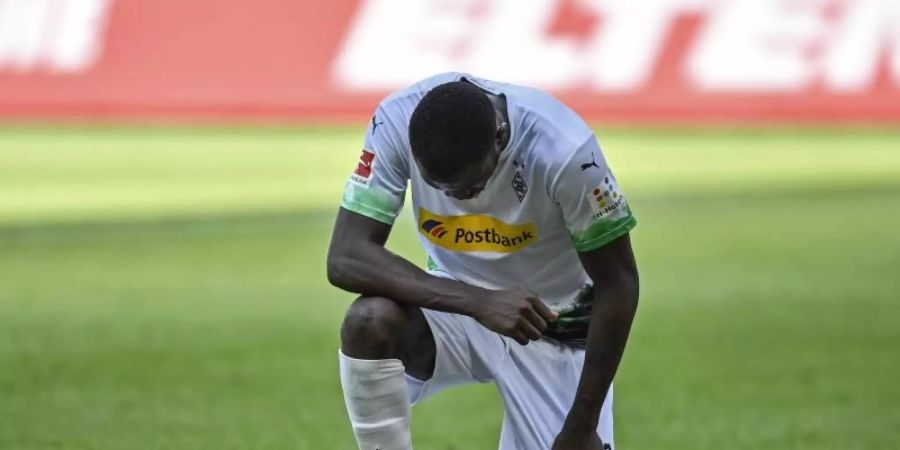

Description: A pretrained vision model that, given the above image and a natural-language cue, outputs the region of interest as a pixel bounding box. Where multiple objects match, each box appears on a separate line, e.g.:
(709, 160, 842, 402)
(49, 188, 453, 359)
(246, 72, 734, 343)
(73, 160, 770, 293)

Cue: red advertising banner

(1, 0, 898, 123)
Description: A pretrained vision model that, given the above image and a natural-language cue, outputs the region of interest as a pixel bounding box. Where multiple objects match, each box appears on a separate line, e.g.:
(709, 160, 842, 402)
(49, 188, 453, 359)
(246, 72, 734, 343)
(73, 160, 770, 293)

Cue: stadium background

(1, 1, 898, 449)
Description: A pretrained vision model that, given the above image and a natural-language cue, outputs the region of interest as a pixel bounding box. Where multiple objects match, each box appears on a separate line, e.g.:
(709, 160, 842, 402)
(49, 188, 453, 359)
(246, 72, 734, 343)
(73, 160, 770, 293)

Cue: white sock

(339, 350, 413, 450)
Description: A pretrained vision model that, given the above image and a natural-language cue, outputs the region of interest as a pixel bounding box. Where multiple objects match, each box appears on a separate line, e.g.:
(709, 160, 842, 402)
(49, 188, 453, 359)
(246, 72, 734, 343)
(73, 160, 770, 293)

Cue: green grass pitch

(1, 125, 899, 449)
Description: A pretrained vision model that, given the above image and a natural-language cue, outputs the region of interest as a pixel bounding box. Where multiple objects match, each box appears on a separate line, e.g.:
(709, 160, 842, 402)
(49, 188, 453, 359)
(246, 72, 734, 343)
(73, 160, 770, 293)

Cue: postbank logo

(421, 219, 448, 238)
(418, 208, 538, 253)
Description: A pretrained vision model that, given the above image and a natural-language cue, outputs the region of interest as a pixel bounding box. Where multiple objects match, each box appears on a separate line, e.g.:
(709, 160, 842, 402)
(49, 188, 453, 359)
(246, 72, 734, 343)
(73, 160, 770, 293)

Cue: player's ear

(495, 122, 509, 150)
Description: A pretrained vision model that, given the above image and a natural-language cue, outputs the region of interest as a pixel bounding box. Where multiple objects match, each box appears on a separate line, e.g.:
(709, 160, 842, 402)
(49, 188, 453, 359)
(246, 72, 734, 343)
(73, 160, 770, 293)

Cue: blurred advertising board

(0, 0, 898, 122)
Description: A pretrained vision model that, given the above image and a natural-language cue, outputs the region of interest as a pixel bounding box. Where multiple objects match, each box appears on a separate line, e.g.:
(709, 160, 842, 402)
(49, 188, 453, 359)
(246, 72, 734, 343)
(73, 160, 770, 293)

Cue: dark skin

(419, 90, 509, 200)
(551, 234, 638, 450)
(328, 88, 639, 449)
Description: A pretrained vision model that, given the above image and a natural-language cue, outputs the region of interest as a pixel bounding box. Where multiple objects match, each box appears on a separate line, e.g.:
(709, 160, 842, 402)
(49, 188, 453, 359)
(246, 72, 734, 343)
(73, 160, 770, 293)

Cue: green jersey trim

(425, 255, 444, 272)
(570, 212, 637, 253)
(341, 182, 402, 225)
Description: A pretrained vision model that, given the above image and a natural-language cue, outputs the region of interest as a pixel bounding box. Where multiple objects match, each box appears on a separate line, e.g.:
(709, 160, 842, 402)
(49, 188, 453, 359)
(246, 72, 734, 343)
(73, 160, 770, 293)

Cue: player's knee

(340, 296, 406, 359)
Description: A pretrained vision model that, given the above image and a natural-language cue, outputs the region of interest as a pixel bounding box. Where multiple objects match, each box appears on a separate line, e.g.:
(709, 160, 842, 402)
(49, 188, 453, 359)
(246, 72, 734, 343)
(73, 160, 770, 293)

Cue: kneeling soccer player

(327, 73, 639, 450)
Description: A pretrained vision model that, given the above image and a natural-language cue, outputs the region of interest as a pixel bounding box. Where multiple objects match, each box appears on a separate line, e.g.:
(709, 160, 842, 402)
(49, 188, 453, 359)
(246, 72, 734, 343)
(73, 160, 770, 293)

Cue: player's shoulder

(507, 84, 596, 176)
(511, 85, 593, 146)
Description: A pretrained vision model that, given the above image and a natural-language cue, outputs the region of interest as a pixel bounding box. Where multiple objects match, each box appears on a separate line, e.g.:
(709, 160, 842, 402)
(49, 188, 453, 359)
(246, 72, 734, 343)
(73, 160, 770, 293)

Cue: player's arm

(327, 207, 481, 315)
(327, 208, 556, 344)
(549, 134, 639, 449)
(555, 234, 639, 447)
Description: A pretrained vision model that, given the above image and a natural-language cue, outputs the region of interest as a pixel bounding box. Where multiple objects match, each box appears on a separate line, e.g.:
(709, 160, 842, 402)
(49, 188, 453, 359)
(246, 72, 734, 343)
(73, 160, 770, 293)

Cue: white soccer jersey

(341, 73, 636, 310)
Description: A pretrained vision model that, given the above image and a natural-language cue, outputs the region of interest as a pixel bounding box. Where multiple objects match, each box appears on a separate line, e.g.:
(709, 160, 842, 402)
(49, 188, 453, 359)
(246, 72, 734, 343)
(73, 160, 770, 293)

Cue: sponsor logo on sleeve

(588, 173, 626, 219)
(418, 208, 538, 253)
(351, 149, 375, 185)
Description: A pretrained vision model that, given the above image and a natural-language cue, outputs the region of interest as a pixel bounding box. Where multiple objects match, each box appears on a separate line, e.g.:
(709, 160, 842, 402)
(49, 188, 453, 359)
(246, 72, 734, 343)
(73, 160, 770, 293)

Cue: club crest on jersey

(511, 170, 528, 202)
(351, 149, 375, 185)
(418, 208, 538, 253)
(588, 173, 627, 219)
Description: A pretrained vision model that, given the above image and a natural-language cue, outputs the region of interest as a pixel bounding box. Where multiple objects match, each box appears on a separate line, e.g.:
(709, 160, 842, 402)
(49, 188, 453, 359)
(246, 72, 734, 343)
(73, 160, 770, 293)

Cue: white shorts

(408, 308, 614, 450)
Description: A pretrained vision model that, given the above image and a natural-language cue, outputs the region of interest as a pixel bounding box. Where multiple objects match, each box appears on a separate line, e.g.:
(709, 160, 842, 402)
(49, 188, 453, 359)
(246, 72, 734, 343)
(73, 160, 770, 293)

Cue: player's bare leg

(338, 296, 435, 450)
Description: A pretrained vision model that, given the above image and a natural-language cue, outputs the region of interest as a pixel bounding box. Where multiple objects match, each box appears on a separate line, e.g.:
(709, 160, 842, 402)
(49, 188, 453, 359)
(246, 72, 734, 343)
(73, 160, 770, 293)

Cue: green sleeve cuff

(341, 182, 402, 225)
(570, 214, 637, 253)
(341, 199, 396, 225)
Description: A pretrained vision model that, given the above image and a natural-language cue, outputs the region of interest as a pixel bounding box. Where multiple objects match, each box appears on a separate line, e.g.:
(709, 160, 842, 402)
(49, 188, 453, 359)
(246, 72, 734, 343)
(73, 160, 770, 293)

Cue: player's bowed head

(409, 81, 510, 200)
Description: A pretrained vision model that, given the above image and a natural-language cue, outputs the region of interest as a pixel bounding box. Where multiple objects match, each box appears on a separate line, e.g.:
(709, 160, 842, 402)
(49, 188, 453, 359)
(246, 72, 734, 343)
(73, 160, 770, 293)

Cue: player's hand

(471, 290, 558, 345)
(551, 428, 606, 450)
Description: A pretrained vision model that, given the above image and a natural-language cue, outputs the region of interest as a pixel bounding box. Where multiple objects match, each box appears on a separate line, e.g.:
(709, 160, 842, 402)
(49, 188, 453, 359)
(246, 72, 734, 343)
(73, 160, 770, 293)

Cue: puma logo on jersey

(581, 152, 601, 171)
(419, 208, 538, 253)
(371, 115, 384, 134)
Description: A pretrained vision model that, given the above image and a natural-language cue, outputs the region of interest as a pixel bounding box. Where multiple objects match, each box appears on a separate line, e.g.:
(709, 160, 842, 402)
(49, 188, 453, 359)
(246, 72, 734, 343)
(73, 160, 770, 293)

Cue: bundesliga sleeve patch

(351, 149, 375, 185)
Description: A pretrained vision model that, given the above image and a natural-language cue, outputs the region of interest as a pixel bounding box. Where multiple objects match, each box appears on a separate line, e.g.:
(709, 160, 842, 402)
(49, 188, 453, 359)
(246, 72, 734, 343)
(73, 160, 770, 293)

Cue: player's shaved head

(409, 81, 497, 186)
